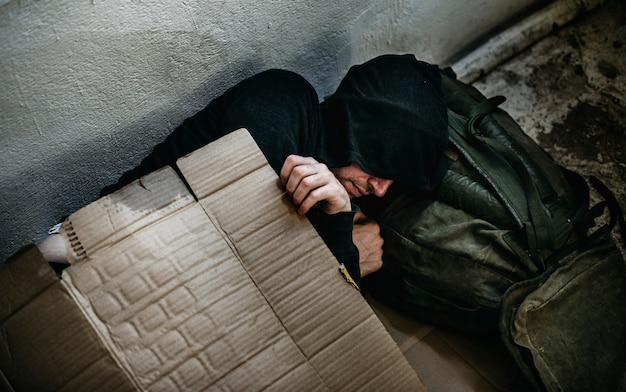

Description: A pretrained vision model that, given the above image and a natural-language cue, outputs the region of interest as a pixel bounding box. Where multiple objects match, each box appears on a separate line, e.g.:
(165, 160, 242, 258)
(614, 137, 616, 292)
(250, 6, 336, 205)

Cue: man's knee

(251, 69, 318, 102)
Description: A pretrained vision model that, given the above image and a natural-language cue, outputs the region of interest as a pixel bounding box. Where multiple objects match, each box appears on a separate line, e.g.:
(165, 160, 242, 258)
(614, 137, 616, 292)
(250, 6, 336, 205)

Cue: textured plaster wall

(0, 0, 539, 261)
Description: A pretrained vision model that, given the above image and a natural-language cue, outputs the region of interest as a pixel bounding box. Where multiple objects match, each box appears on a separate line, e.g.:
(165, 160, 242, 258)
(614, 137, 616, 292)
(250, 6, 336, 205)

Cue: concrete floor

(473, 0, 625, 250)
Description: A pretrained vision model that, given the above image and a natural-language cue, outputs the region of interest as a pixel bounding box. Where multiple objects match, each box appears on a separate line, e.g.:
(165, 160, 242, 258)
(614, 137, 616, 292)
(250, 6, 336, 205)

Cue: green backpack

(362, 68, 626, 391)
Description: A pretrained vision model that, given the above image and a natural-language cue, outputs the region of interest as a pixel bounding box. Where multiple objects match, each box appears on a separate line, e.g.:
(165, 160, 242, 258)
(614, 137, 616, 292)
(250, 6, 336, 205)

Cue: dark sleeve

(306, 206, 361, 287)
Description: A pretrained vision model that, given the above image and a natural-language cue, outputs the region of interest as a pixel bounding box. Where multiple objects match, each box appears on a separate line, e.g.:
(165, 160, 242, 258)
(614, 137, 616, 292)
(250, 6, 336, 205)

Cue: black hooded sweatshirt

(100, 54, 449, 286)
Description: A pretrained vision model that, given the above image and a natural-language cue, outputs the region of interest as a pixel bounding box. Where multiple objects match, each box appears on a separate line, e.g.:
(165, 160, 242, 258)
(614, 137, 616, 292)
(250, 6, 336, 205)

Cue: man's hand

(352, 211, 383, 277)
(280, 154, 351, 215)
(38, 233, 69, 264)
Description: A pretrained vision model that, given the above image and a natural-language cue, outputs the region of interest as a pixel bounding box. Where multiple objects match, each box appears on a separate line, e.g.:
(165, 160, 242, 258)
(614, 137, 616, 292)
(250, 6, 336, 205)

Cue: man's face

(331, 163, 394, 199)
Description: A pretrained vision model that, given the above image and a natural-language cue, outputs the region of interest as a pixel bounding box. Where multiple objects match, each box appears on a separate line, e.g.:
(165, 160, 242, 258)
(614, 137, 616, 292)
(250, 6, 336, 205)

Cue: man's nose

(370, 178, 394, 197)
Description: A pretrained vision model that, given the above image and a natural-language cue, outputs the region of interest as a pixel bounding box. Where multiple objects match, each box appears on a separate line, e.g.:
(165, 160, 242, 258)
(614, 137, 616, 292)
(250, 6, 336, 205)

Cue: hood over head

(319, 54, 449, 190)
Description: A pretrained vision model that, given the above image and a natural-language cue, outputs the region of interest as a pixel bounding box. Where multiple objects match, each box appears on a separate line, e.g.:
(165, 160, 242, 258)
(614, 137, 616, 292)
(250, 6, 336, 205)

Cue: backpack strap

(470, 121, 555, 252)
(584, 176, 626, 247)
(448, 97, 557, 258)
(447, 108, 526, 232)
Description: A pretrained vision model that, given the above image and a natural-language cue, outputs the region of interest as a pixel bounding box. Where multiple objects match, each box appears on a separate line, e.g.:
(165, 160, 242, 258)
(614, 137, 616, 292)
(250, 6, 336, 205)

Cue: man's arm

(280, 155, 384, 282)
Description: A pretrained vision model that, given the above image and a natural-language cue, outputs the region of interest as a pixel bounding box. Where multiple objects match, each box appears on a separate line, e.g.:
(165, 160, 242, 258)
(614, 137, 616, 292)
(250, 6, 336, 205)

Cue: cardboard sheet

(1, 129, 425, 391)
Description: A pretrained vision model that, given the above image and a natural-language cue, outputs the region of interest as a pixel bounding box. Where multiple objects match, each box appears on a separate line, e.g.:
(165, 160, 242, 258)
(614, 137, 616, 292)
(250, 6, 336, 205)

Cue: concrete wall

(0, 0, 540, 261)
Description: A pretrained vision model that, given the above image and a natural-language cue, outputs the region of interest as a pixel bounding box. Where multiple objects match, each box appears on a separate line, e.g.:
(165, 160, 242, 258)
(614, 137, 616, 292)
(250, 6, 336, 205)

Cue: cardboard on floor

(1, 129, 425, 392)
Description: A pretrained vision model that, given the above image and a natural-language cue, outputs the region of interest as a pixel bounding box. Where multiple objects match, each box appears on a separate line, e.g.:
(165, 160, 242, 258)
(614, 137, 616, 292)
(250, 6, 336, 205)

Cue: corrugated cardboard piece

(1, 129, 425, 391)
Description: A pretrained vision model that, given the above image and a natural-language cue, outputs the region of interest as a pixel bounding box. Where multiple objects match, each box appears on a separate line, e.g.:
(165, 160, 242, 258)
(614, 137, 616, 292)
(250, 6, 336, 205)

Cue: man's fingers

(288, 168, 331, 202)
(292, 175, 349, 214)
(295, 182, 345, 215)
(352, 220, 384, 277)
(284, 162, 328, 195)
(360, 257, 383, 277)
(353, 210, 368, 223)
(279, 154, 319, 185)
(281, 154, 351, 215)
